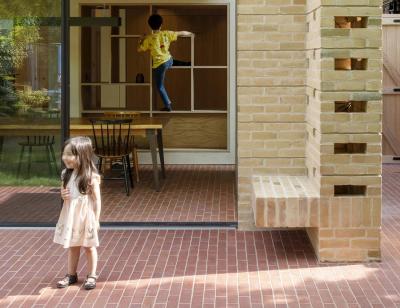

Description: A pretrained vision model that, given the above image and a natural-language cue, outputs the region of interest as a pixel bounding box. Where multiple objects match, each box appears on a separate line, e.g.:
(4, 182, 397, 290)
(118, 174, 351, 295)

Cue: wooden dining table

(0, 116, 169, 191)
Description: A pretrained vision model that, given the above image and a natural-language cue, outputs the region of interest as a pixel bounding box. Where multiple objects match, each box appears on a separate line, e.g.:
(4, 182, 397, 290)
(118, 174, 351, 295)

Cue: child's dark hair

(148, 14, 163, 30)
(61, 136, 98, 194)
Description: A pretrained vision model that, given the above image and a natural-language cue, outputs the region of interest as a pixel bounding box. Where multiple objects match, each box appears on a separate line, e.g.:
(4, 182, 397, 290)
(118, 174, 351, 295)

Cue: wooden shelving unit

(80, 4, 228, 116)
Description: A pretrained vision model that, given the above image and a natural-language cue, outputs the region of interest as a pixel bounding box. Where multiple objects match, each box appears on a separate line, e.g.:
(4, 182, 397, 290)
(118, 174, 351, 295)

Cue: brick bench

(252, 176, 320, 228)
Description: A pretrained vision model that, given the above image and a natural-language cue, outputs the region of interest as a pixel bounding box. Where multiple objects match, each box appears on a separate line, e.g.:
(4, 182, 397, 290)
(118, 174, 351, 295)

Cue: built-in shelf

(82, 110, 228, 114)
(81, 4, 228, 115)
(111, 34, 141, 37)
(152, 110, 228, 114)
(81, 82, 150, 86)
(170, 66, 228, 69)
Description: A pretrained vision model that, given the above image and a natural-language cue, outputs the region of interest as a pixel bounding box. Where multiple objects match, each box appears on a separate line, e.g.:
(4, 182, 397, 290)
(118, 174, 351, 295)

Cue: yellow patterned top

(138, 30, 178, 68)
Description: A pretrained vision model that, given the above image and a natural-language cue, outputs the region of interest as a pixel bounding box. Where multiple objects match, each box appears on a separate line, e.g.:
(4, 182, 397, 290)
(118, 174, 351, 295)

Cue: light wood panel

(383, 95, 400, 155)
(134, 113, 227, 149)
(383, 20, 400, 156)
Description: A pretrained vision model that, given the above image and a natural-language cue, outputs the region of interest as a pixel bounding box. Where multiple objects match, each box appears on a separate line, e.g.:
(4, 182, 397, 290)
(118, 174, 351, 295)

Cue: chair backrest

(23, 135, 55, 145)
(90, 118, 133, 157)
(103, 111, 141, 119)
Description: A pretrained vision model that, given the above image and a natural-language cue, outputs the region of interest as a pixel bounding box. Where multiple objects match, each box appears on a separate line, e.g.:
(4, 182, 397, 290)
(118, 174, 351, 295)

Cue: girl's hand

(61, 188, 70, 201)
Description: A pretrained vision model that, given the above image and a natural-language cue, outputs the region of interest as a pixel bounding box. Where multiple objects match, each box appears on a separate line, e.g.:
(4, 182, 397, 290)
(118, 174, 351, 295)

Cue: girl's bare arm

(61, 182, 70, 201)
(90, 175, 102, 222)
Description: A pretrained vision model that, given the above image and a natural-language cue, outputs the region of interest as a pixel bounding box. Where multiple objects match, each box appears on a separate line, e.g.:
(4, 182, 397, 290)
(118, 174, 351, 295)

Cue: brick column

(306, 0, 382, 261)
(237, 0, 308, 230)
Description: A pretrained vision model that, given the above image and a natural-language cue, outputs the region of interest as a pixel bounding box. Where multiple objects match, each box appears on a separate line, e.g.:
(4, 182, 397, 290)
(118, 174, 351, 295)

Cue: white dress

(54, 171, 100, 248)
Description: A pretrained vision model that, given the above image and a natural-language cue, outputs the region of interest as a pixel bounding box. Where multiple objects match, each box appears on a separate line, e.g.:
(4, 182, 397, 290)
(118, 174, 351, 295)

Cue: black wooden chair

(90, 118, 134, 196)
(104, 111, 141, 182)
(17, 135, 58, 178)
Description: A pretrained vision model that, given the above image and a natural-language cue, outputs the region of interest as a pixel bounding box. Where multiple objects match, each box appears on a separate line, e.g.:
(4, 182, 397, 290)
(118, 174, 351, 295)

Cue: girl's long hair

(62, 136, 98, 194)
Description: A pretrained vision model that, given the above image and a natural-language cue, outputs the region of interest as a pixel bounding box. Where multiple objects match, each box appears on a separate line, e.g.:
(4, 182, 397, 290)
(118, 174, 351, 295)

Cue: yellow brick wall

(237, 0, 308, 230)
(237, 0, 382, 261)
(305, 0, 382, 261)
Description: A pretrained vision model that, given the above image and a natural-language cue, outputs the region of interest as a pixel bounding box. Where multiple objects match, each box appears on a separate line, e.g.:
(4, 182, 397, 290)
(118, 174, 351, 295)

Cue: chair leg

(133, 148, 140, 182)
(17, 145, 25, 178)
(27, 146, 32, 178)
(122, 156, 130, 196)
(45, 145, 53, 176)
(97, 157, 103, 174)
(49, 144, 59, 175)
(126, 155, 134, 188)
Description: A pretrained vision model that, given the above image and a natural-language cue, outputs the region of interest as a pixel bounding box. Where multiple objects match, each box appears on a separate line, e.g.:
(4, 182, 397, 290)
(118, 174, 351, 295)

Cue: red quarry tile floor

(0, 164, 399, 307)
(0, 165, 236, 224)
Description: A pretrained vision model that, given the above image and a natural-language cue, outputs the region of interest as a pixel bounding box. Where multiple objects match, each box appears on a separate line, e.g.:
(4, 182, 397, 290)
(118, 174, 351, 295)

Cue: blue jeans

(153, 57, 173, 108)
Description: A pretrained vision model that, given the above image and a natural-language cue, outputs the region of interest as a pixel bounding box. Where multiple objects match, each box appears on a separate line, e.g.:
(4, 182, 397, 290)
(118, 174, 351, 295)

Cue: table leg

(157, 129, 166, 179)
(146, 129, 160, 191)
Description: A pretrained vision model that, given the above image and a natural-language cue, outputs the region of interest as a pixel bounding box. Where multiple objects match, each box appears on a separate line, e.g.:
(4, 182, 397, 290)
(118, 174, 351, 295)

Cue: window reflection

(0, 3, 61, 191)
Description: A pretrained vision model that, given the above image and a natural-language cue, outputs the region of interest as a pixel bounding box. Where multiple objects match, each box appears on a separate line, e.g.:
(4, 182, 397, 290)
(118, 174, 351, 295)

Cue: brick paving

(0, 164, 399, 307)
(0, 165, 236, 224)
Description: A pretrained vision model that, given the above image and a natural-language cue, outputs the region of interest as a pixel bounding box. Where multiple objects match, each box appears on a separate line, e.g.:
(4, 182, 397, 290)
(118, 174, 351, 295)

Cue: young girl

(53, 136, 101, 290)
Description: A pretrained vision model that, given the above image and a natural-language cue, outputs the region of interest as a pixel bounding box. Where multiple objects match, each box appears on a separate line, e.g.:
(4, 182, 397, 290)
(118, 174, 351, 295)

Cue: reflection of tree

(0, 1, 61, 18)
(0, 19, 40, 116)
(0, 0, 60, 116)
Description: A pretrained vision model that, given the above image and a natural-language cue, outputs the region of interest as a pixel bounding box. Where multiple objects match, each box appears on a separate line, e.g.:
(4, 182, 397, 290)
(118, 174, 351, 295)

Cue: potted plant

(17, 88, 51, 112)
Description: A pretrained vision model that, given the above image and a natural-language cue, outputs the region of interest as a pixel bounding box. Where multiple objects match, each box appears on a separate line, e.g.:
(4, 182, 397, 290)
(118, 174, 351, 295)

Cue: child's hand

(61, 188, 70, 201)
(139, 34, 146, 43)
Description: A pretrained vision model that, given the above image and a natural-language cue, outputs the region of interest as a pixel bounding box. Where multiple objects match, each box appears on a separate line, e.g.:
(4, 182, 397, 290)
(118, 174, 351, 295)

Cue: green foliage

(0, 22, 40, 75)
(0, 77, 18, 117)
(0, 17, 40, 116)
(0, 2, 61, 117)
(17, 88, 50, 108)
(0, 1, 61, 18)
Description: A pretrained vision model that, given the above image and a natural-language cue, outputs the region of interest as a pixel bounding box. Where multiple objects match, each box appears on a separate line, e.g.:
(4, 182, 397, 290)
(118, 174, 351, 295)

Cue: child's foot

(56, 273, 78, 288)
(160, 105, 172, 112)
(84, 275, 97, 290)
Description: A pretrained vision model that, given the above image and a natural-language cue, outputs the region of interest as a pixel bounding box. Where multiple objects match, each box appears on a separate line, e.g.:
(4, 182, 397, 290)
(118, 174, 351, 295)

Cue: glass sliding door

(0, 1, 62, 225)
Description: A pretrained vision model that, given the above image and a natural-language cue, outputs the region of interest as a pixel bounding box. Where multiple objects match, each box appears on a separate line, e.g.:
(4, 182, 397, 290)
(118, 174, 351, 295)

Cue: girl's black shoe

(84, 275, 98, 290)
(56, 273, 78, 288)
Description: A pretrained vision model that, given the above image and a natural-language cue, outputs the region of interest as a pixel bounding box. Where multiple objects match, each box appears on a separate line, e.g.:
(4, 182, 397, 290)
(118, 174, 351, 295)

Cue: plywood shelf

(82, 110, 228, 114)
(111, 35, 142, 37)
(81, 83, 150, 86)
